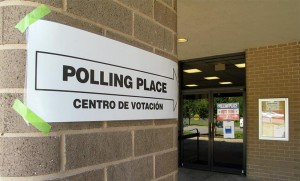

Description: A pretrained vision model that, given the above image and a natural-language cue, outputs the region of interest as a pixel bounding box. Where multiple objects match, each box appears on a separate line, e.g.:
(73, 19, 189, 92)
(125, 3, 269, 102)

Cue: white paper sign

(223, 121, 235, 139)
(26, 20, 178, 122)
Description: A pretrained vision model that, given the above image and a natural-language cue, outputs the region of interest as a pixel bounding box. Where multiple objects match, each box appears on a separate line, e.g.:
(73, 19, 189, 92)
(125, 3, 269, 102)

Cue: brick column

(0, 0, 178, 180)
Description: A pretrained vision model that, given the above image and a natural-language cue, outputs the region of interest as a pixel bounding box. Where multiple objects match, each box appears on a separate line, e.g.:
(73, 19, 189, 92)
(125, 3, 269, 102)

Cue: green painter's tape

(12, 99, 51, 135)
(15, 4, 51, 33)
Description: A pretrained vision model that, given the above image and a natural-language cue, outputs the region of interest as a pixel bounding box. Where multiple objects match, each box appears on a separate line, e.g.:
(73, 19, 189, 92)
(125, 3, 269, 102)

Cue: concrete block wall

(0, 0, 178, 180)
(246, 42, 300, 181)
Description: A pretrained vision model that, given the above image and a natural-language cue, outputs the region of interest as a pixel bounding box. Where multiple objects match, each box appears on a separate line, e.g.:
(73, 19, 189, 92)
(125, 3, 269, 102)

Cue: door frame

(179, 87, 247, 175)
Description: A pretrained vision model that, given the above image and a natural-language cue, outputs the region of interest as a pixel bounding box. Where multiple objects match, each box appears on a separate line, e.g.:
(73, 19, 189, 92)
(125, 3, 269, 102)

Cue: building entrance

(180, 89, 245, 174)
(179, 53, 246, 174)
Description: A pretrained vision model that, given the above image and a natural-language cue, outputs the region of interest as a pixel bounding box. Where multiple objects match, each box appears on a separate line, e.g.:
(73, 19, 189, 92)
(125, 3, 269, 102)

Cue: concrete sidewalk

(179, 168, 254, 181)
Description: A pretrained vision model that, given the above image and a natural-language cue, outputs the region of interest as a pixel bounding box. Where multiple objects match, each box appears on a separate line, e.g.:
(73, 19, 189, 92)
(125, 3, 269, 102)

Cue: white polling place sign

(26, 20, 178, 122)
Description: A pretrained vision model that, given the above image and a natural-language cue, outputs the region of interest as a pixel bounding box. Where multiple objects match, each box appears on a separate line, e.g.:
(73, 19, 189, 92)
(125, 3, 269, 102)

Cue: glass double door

(180, 90, 245, 174)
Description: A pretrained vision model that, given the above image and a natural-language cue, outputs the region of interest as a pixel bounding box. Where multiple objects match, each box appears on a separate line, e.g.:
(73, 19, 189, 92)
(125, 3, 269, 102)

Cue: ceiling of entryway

(180, 53, 245, 89)
(177, 0, 300, 89)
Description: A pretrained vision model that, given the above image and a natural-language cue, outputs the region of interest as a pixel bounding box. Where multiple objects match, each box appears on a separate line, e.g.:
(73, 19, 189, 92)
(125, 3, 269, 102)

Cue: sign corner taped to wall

(12, 99, 51, 134)
(15, 4, 51, 33)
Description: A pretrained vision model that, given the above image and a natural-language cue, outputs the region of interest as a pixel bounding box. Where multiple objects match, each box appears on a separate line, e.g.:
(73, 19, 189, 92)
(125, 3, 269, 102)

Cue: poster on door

(217, 103, 239, 121)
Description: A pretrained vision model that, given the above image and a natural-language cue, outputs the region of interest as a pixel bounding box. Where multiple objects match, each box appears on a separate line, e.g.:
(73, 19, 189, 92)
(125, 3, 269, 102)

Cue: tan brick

(134, 15, 173, 52)
(0, 50, 26, 88)
(51, 122, 104, 132)
(107, 156, 153, 181)
(157, 175, 173, 181)
(154, 119, 177, 126)
(154, 49, 177, 61)
(155, 150, 177, 178)
(0, 93, 104, 133)
(65, 131, 132, 169)
(173, 0, 177, 11)
(67, 0, 132, 35)
(0, 0, 62, 8)
(107, 119, 153, 127)
(0, 8, 2, 44)
(106, 31, 153, 53)
(0, 102, 4, 133)
(45, 11, 104, 36)
(0, 104, 39, 134)
(174, 172, 178, 181)
(50, 169, 105, 181)
(278, 43, 288, 47)
(3, 6, 34, 44)
(173, 34, 177, 55)
(0, 1, 178, 180)
(154, 1, 176, 31)
(161, 0, 172, 7)
(25, 0, 63, 8)
(247, 42, 300, 180)
(135, 127, 173, 156)
(117, 0, 153, 17)
(0, 93, 37, 133)
(0, 136, 60, 176)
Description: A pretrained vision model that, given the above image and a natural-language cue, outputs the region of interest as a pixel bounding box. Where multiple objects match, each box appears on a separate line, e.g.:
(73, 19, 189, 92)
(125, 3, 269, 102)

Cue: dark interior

(181, 52, 246, 90)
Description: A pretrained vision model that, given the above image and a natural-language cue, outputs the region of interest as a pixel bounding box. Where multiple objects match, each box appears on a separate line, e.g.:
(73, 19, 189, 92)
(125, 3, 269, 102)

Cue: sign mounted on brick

(259, 98, 289, 141)
(26, 20, 178, 122)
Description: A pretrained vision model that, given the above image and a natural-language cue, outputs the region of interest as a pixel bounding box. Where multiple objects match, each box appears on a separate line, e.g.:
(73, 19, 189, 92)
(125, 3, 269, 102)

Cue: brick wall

(0, 0, 178, 180)
(246, 42, 300, 181)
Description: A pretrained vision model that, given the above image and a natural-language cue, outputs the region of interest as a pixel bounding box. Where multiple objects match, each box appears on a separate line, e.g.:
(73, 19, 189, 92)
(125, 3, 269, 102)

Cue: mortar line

(156, 0, 176, 13)
(0, 44, 26, 50)
(103, 121, 107, 128)
(154, 172, 174, 181)
(60, 133, 66, 172)
(0, 0, 39, 7)
(0, 7, 3, 45)
(152, 0, 154, 19)
(104, 167, 108, 181)
(153, 148, 177, 156)
(0, 88, 24, 93)
(57, 124, 174, 134)
(1, 124, 175, 137)
(173, 126, 176, 148)
(174, 170, 178, 181)
(173, 32, 177, 56)
(153, 154, 156, 179)
(132, 12, 135, 37)
(132, 130, 135, 157)
(62, 0, 67, 11)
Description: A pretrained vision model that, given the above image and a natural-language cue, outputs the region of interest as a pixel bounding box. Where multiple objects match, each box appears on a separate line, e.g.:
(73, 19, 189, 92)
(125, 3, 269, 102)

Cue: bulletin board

(259, 98, 289, 141)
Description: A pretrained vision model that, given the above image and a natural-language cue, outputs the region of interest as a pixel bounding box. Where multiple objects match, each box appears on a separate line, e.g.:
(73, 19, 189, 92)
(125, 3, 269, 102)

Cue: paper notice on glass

(274, 125, 285, 138)
(262, 123, 273, 137)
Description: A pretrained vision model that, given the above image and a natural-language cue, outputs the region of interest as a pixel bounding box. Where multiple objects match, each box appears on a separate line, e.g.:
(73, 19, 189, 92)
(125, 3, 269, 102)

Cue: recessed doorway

(179, 53, 246, 175)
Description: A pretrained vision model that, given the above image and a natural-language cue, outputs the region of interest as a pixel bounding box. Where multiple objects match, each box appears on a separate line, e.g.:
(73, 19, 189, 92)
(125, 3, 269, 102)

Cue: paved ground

(184, 125, 243, 135)
(179, 168, 254, 181)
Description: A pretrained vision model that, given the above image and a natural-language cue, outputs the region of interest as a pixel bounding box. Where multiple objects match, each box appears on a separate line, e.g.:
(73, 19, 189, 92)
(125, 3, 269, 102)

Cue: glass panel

(182, 94, 210, 168)
(213, 94, 244, 172)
